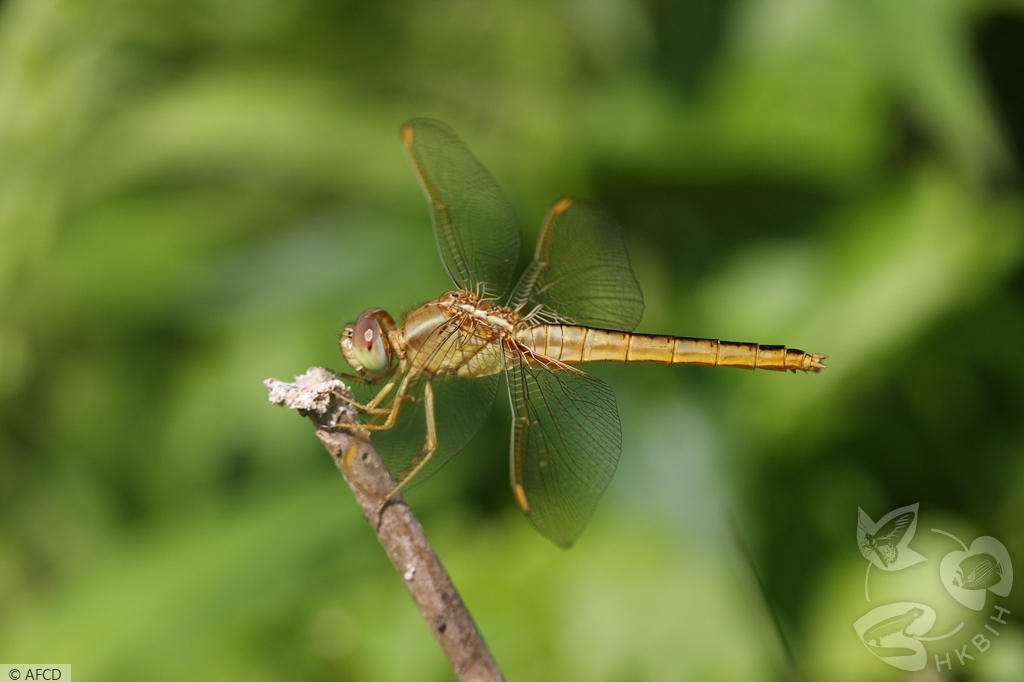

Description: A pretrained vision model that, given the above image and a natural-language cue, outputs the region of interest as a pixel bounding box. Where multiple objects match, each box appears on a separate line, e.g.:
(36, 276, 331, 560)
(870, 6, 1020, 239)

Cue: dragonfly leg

(356, 370, 417, 432)
(333, 376, 400, 416)
(376, 380, 438, 516)
(366, 377, 399, 410)
(336, 371, 392, 386)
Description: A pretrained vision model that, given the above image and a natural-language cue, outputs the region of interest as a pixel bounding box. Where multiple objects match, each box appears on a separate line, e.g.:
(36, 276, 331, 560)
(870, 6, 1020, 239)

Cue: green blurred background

(2, 0, 1022, 680)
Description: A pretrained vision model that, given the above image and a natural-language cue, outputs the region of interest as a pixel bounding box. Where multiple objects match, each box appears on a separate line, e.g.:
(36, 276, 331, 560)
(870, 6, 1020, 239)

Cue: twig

(265, 367, 504, 682)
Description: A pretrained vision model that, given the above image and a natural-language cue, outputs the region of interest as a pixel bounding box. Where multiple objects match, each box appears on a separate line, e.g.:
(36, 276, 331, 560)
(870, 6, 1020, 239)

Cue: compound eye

(352, 313, 389, 372)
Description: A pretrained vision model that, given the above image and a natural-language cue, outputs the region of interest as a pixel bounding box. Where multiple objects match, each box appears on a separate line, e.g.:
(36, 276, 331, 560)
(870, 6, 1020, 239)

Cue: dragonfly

(339, 118, 825, 547)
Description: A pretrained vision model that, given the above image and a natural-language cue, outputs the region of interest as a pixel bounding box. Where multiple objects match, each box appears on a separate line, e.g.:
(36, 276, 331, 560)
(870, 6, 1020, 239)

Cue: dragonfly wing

(504, 347, 621, 547)
(508, 197, 643, 331)
(400, 118, 520, 297)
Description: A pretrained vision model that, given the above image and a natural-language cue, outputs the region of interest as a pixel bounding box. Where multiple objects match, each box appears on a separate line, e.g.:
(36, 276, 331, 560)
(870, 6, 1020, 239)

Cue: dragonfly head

(341, 308, 396, 376)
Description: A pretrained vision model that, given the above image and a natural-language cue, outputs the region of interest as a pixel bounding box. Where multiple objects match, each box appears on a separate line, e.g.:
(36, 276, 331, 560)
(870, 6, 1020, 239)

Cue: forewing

(400, 118, 520, 297)
(504, 348, 621, 547)
(509, 198, 643, 331)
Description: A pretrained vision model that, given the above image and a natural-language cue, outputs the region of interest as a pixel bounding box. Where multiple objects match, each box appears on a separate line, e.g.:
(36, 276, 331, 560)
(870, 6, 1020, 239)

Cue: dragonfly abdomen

(517, 325, 824, 372)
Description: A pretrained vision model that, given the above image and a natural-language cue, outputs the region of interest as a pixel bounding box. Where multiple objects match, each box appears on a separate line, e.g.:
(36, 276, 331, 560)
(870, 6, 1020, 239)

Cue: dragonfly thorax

(400, 290, 519, 380)
(442, 289, 520, 332)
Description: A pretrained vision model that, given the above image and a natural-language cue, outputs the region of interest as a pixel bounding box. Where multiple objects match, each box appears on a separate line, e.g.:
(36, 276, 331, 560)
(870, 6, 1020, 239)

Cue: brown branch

(265, 367, 504, 682)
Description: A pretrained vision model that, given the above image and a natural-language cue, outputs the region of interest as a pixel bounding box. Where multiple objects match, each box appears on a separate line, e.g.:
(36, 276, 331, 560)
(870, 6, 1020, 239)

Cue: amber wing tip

(551, 197, 573, 215)
(400, 123, 414, 147)
(512, 483, 531, 514)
